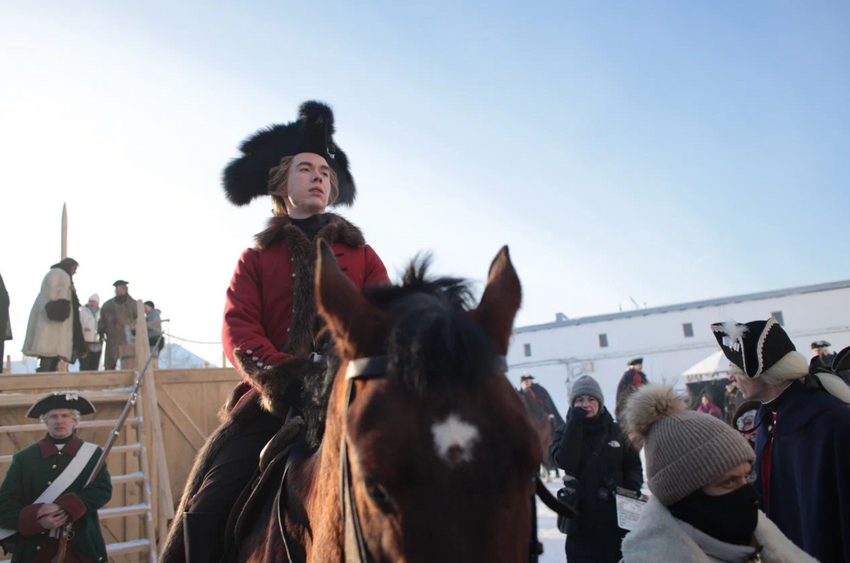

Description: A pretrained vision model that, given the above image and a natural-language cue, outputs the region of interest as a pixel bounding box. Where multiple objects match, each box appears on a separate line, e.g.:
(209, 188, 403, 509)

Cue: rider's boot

(184, 510, 228, 563)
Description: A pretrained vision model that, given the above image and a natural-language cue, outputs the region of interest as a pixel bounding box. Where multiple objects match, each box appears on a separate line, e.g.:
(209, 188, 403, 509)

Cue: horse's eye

(364, 479, 395, 514)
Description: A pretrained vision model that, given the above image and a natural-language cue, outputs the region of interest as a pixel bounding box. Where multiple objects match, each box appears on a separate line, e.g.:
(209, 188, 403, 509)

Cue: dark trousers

(80, 348, 101, 371)
(566, 524, 627, 563)
(36, 357, 60, 372)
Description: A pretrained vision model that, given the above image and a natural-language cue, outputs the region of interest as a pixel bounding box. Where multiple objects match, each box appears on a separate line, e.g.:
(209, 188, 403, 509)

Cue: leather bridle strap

(340, 378, 373, 563)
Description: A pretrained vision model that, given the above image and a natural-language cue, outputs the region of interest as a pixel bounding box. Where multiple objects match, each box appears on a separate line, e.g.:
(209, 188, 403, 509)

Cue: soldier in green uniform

(0, 392, 112, 563)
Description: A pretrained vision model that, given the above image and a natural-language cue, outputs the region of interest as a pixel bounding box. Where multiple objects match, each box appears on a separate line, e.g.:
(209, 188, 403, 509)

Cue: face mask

(668, 484, 759, 546)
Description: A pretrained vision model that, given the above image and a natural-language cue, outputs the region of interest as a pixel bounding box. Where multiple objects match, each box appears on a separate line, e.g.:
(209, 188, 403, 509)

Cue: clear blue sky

(2, 1, 848, 363)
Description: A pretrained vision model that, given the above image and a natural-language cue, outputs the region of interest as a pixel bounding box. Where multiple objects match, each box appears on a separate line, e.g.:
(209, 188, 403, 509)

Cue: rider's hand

(37, 504, 68, 529)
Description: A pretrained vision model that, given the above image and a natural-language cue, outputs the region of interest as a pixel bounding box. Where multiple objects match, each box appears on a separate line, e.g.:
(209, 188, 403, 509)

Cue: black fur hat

(222, 101, 355, 207)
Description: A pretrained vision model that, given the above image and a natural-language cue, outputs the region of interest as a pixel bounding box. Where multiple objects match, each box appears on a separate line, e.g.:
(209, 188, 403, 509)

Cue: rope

(163, 333, 221, 345)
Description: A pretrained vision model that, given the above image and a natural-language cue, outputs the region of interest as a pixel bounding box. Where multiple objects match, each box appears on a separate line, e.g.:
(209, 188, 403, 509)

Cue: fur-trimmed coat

(222, 212, 388, 414)
(621, 497, 818, 563)
(22, 268, 75, 361)
(160, 214, 387, 563)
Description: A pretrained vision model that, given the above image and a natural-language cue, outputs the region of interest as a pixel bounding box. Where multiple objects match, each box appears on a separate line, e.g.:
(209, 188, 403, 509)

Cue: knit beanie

(624, 384, 754, 506)
(569, 375, 604, 408)
(88, 294, 100, 303)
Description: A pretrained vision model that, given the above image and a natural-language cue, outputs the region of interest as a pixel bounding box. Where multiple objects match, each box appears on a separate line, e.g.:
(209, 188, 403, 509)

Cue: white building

(507, 280, 850, 417)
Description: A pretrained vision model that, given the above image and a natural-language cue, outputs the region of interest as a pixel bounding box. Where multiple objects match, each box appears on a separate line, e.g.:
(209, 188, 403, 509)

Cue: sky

(2, 1, 849, 365)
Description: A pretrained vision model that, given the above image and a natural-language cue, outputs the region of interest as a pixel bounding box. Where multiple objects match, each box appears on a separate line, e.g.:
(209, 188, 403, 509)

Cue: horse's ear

(315, 239, 385, 359)
(470, 246, 522, 355)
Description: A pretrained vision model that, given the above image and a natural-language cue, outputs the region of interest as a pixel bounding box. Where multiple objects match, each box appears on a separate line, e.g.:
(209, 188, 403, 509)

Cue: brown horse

(234, 243, 546, 562)
(519, 391, 558, 479)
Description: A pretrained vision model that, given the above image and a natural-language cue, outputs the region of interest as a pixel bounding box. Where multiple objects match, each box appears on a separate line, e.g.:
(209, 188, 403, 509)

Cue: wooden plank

(156, 368, 240, 385)
(0, 417, 140, 434)
(0, 388, 132, 407)
(156, 387, 206, 449)
(0, 371, 135, 391)
(112, 472, 145, 485)
(99, 503, 150, 520)
(106, 539, 151, 556)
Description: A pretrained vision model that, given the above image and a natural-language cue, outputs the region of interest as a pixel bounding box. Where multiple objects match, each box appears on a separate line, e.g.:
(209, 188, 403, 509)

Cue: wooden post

(3, 354, 10, 374)
(222, 350, 226, 369)
(135, 301, 158, 543)
(61, 203, 67, 260)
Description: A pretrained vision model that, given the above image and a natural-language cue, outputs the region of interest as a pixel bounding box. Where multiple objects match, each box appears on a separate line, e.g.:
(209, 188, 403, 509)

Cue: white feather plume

(719, 321, 748, 351)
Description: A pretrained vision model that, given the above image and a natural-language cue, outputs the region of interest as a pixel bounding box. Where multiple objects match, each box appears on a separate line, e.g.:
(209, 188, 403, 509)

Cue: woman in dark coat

(550, 375, 643, 563)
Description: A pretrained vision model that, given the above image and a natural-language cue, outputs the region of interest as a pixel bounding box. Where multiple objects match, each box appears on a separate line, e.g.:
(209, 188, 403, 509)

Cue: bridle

(339, 355, 576, 563)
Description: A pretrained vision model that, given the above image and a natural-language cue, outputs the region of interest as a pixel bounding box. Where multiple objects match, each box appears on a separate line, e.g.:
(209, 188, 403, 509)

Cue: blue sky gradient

(2, 1, 848, 361)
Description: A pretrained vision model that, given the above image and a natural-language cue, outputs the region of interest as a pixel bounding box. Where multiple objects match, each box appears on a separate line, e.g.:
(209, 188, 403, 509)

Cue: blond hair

(268, 155, 339, 217)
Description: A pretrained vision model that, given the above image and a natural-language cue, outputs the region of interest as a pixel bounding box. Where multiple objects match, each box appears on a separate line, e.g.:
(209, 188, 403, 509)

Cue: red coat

(222, 214, 388, 377)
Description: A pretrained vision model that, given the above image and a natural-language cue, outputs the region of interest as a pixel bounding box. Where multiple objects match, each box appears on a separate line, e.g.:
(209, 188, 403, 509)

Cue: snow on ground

(537, 479, 566, 562)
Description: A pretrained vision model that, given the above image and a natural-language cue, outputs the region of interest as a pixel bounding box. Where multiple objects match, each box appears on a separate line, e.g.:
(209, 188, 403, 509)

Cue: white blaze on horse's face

(431, 413, 480, 466)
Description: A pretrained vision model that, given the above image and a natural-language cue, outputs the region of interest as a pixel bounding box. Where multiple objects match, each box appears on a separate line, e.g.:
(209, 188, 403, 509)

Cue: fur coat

(160, 213, 387, 563)
(621, 497, 818, 563)
(22, 268, 75, 361)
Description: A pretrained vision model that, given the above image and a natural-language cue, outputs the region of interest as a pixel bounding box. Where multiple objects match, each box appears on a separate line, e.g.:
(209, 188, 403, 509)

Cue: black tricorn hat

(628, 358, 643, 367)
(26, 391, 96, 419)
(520, 373, 534, 382)
(811, 340, 831, 349)
(222, 101, 355, 207)
(711, 318, 796, 379)
(113, 280, 129, 287)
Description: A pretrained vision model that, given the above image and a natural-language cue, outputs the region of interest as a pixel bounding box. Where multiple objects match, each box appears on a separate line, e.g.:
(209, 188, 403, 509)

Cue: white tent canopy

(682, 351, 733, 383)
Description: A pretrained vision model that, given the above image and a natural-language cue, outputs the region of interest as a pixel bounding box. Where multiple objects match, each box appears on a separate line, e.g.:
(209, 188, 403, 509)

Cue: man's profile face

(633, 363, 642, 372)
(817, 347, 830, 357)
(729, 371, 769, 401)
(522, 379, 532, 389)
(115, 284, 128, 296)
(45, 409, 77, 440)
(283, 152, 332, 217)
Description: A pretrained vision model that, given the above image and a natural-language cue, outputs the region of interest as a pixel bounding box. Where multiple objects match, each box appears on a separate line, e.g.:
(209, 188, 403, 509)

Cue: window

(599, 334, 608, 348)
(523, 343, 532, 357)
(683, 323, 694, 338)
(771, 311, 784, 326)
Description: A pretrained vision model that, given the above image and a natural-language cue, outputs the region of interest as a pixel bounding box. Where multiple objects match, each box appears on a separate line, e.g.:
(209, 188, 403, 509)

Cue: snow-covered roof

(515, 279, 850, 334)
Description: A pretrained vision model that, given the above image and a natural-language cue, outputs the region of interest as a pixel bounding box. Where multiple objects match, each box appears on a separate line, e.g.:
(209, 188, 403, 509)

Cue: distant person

(713, 318, 850, 562)
(22, 259, 87, 372)
(144, 301, 165, 356)
(98, 280, 137, 370)
(809, 340, 836, 371)
(551, 375, 643, 563)
(696, 392, 723, 419)
(615, 357, 649, 420)
(79, 294, 102, 371)
(0, 272, 10, 364)
(519, 373, 565, 428)
(0, 392, 112, 562)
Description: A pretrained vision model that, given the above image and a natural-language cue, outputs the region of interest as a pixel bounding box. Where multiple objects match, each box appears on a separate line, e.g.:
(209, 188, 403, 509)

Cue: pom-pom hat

(624, 385, 754, 506)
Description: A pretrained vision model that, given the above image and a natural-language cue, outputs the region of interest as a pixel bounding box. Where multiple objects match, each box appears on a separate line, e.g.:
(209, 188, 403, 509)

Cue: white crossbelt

(0, 441, 98, 540)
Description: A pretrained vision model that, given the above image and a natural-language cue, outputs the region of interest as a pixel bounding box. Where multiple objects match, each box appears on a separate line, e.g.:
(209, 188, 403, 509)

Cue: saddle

(221, 417, 306, 560)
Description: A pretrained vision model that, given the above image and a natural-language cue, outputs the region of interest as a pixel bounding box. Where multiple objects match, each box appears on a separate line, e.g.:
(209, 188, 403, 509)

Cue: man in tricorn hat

(712, 318, 850, 562)
(519, 373, 565, 428)
(809, 340, 836, 371)
(614, 357, 649, 420)
(0, 392, 112, 563)
(98, 280, 137, 370)
(161, 101, 389, 562)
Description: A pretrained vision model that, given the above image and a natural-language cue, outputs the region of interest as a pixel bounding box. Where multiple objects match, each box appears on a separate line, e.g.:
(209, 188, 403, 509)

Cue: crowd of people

(528, 319, 850, 562)
(17, 261, 164, 372)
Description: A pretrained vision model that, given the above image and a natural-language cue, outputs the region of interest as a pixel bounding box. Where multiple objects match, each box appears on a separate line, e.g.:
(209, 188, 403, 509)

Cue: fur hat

(711, 318, 795, 379)
(569, 375, 604, 408)
(222, 101, 355, 207)
(625, 384, 754, 506)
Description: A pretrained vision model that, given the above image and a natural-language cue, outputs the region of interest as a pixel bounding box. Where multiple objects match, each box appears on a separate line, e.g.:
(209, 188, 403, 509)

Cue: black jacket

(550, 408, 643, 533)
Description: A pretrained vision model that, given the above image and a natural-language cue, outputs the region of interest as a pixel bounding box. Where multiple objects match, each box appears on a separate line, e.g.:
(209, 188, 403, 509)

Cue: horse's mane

(300, 255, 498, 447)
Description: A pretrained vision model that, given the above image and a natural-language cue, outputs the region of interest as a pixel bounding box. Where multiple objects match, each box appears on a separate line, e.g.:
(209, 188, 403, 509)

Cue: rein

(338, 354, 575, 563)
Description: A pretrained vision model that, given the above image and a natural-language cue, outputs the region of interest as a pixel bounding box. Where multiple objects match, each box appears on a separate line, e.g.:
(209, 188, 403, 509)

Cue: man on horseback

(160, 101, 389, 563)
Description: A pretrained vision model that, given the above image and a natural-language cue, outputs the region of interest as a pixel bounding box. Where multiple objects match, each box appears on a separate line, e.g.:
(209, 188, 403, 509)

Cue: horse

(519, 391, 559, 480)
(233, 242, 572, 562)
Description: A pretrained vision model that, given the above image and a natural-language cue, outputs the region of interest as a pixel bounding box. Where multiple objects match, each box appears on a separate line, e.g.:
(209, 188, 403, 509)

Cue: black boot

(183, 511, 228, 563)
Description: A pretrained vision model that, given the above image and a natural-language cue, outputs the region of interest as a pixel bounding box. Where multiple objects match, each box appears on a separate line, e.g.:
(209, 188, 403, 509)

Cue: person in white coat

(22, 259, 87, 372)
(620, 384, 817, 563)
(79, 294, 102, 371)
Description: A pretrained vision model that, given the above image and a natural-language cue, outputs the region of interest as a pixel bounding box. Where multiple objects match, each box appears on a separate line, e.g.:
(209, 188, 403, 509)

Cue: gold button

(37, 546, 41, 550)
(768, 425, 773, 431)
(47, 481, 52, 485)
(52, 465, 57, 469)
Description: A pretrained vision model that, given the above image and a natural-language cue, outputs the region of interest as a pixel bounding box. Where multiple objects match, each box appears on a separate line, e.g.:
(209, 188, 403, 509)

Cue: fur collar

(255, 212, 365, 250)
(621, 497, 817, 563)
